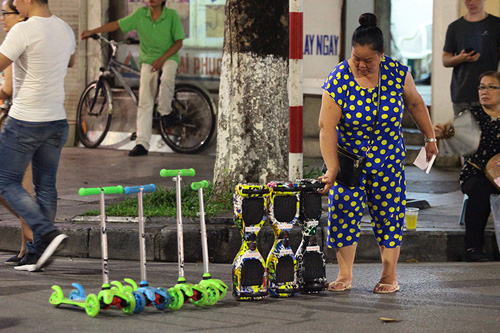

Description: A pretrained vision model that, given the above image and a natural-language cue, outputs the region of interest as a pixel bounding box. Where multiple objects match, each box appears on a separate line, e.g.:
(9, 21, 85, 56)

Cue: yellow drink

(406, 214, 418, 230)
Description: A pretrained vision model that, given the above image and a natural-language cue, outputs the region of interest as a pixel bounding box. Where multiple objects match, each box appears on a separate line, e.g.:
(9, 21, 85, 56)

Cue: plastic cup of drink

(405, 207, 419, 230)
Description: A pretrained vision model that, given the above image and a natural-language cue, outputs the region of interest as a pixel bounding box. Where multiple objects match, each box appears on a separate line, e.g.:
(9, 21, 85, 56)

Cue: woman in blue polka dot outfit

(319, 13, 438, 293)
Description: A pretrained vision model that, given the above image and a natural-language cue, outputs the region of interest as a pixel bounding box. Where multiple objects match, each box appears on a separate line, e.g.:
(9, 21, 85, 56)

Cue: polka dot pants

(326, 163, 406, 249)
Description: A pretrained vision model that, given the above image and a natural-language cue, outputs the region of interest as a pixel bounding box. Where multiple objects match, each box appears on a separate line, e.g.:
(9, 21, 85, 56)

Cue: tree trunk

(213, 0, 289, 192)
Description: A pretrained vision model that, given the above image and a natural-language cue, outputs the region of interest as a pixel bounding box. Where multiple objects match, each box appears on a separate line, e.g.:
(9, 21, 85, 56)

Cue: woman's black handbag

(335, 145, 368, 187)
(322, 68, 381, 187)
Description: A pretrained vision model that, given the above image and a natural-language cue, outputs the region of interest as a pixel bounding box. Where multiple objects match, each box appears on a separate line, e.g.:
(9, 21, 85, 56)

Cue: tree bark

(213, 0, 289, 192)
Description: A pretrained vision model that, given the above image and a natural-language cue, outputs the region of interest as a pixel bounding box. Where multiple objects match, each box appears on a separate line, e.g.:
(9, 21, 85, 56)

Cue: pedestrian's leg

(31, 120, 68, 227)
(376, 246, 400, 292)
(326, 181, 365, 290)
(462, 175, 497, 250)
(20, 218, 32, 256)
(0, 118, 50, 252)
(157, 60, 178, 116)
(332, 244, 357, 289)
(20, 163, 34, 255)
(367, 163, 405, 292)
(135, 64, 158, 151)
(27, 120, 69, 270)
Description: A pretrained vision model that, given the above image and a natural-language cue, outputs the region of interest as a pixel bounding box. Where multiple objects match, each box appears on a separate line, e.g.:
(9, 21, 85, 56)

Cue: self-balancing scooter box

(266, 181, 301, 297)
(295, 179, 328, 293)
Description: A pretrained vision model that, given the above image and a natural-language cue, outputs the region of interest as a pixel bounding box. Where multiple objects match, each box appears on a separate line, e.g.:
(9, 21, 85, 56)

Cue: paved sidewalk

(1, 252, 500, 332)
(0, 147, 498, 263)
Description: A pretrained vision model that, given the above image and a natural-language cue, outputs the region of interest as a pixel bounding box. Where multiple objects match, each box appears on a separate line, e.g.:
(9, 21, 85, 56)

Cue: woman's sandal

(373, 283, 400, 294)
(327, 281, 352, 292)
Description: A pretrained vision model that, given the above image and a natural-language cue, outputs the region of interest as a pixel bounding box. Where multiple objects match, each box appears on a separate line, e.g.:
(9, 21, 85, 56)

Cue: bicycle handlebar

(191, 180, 209, 190)
(160, 168, 196, 177)
(79, 185, 124, 196)
(90, 34, 139, 45)
(124, 184, 156, 195)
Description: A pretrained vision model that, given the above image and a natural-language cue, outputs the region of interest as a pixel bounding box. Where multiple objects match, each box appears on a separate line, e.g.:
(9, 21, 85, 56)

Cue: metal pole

(198, 187, 210, 275)
(100, 190, 109, 284)
(289, 0, 304, 180)
(175, 173, 185, 279)
(138, 188, 147, 283)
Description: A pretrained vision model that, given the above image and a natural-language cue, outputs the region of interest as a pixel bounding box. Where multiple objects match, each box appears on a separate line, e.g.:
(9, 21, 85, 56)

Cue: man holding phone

(442, 0, 500, 116)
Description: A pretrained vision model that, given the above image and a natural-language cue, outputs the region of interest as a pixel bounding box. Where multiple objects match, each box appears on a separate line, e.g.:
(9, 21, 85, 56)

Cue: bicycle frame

(98, 36, 139, 105)
(105, 59, 139, 105)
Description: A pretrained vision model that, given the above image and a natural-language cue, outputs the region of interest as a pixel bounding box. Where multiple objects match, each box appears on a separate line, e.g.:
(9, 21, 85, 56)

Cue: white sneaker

(35, 232, 68, 271)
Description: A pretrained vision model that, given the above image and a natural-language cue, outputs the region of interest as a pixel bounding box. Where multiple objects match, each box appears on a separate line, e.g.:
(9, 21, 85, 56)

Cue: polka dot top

(322, 56, 409, 174)
(459, 105, 500, 182)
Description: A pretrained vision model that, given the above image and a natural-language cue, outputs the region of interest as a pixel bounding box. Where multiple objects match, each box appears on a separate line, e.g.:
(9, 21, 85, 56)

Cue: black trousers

(461, 174, 500, 249)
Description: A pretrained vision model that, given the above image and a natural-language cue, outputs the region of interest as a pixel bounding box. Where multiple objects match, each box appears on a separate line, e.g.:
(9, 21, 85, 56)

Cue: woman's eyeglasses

(477, 85, 500, 91)
(1, 11, 19, 17)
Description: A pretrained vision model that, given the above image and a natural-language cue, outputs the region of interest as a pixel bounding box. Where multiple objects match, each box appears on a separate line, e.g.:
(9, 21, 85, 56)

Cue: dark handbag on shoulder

(322, 68, 381, 187)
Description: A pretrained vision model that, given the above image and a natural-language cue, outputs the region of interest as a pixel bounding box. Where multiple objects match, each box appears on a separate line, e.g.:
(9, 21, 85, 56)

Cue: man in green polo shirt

(81, 0, 185, 156)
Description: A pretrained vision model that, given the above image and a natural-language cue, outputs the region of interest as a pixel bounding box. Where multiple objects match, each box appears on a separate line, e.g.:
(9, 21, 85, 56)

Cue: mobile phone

(464, 47, 476, 55)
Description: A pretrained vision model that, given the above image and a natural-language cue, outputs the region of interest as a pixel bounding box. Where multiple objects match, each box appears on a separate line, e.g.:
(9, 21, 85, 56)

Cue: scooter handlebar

(191, 180, 209, 190)
(79, 185, 124, 196)
(160, 168, 196, 177)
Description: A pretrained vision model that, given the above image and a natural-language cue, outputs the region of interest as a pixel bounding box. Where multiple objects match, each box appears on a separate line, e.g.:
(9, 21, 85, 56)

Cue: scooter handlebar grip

(79, 187, 102, 196)
(124, 184, 156, 195)
(102, 186, 124, 194)
(160, 168, 196, 177)
(191, 180, 209, 190)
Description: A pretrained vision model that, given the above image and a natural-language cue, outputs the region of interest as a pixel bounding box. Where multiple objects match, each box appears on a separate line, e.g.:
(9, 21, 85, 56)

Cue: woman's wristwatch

(424, 137, 437, 143)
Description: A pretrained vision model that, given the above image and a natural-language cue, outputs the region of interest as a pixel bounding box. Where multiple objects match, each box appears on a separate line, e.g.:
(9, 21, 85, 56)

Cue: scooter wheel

(132, 291, 146, 314)
(154, 288, 170, 310)
(121, 291, 137, 315)
(190, 284, 209, 307)
(198, 281, 219, 306)
(215, 279, 228, 300)
(168, 287, 184, 311)
(85, 294, 100, 317)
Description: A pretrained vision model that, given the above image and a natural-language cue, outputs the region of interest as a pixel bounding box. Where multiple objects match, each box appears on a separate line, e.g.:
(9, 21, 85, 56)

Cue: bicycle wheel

(76, 80, 113, 148)
(159, 84, 216, 154)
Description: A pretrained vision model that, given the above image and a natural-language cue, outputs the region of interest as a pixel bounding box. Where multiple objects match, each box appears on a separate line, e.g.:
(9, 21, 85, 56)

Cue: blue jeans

(0, 117, 68, 254)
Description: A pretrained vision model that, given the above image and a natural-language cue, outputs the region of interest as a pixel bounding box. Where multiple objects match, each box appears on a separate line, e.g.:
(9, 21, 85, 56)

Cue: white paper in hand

(413, 147, 436, 174)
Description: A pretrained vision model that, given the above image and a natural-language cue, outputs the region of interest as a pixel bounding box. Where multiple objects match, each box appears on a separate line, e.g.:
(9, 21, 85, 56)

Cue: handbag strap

(366, 64, 382, 152)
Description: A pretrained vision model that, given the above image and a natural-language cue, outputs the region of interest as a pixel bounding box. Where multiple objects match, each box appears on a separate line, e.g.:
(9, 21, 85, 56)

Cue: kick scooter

(160, 168, 208, 310)
(191, 180, 228, 304)
(73, 186, 136, 314)
(50, 186, 136, 316)
(121, 184, 171, 313)
(232, 184, 270, 301)
(295, 179, 327, 293)
(49, 284, 100, 317)
(266, 181, 301, 297)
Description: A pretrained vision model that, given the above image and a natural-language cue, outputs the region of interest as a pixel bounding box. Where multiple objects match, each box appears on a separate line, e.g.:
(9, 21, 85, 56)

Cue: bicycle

(76, 34, 216, 154)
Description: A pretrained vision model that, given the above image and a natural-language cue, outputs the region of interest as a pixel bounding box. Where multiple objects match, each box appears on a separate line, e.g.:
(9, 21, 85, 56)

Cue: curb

(1, 218, 498, 263)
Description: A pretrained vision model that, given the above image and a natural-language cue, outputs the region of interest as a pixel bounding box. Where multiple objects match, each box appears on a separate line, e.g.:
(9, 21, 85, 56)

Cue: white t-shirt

(0, 15, 76, 122)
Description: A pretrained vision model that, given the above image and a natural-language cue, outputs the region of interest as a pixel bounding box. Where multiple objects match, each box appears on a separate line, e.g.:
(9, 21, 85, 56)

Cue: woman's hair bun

(359, 13, 377, 27)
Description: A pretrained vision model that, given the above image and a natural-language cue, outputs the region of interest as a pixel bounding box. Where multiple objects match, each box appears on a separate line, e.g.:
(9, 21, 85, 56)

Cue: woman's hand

(434, 123, 454, 139)
(424, 141, 439, 162)
(319, 169, 336, 195)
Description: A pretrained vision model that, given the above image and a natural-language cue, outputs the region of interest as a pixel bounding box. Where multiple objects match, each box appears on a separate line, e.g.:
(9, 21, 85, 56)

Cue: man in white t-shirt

(0, 0, 76, 272)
